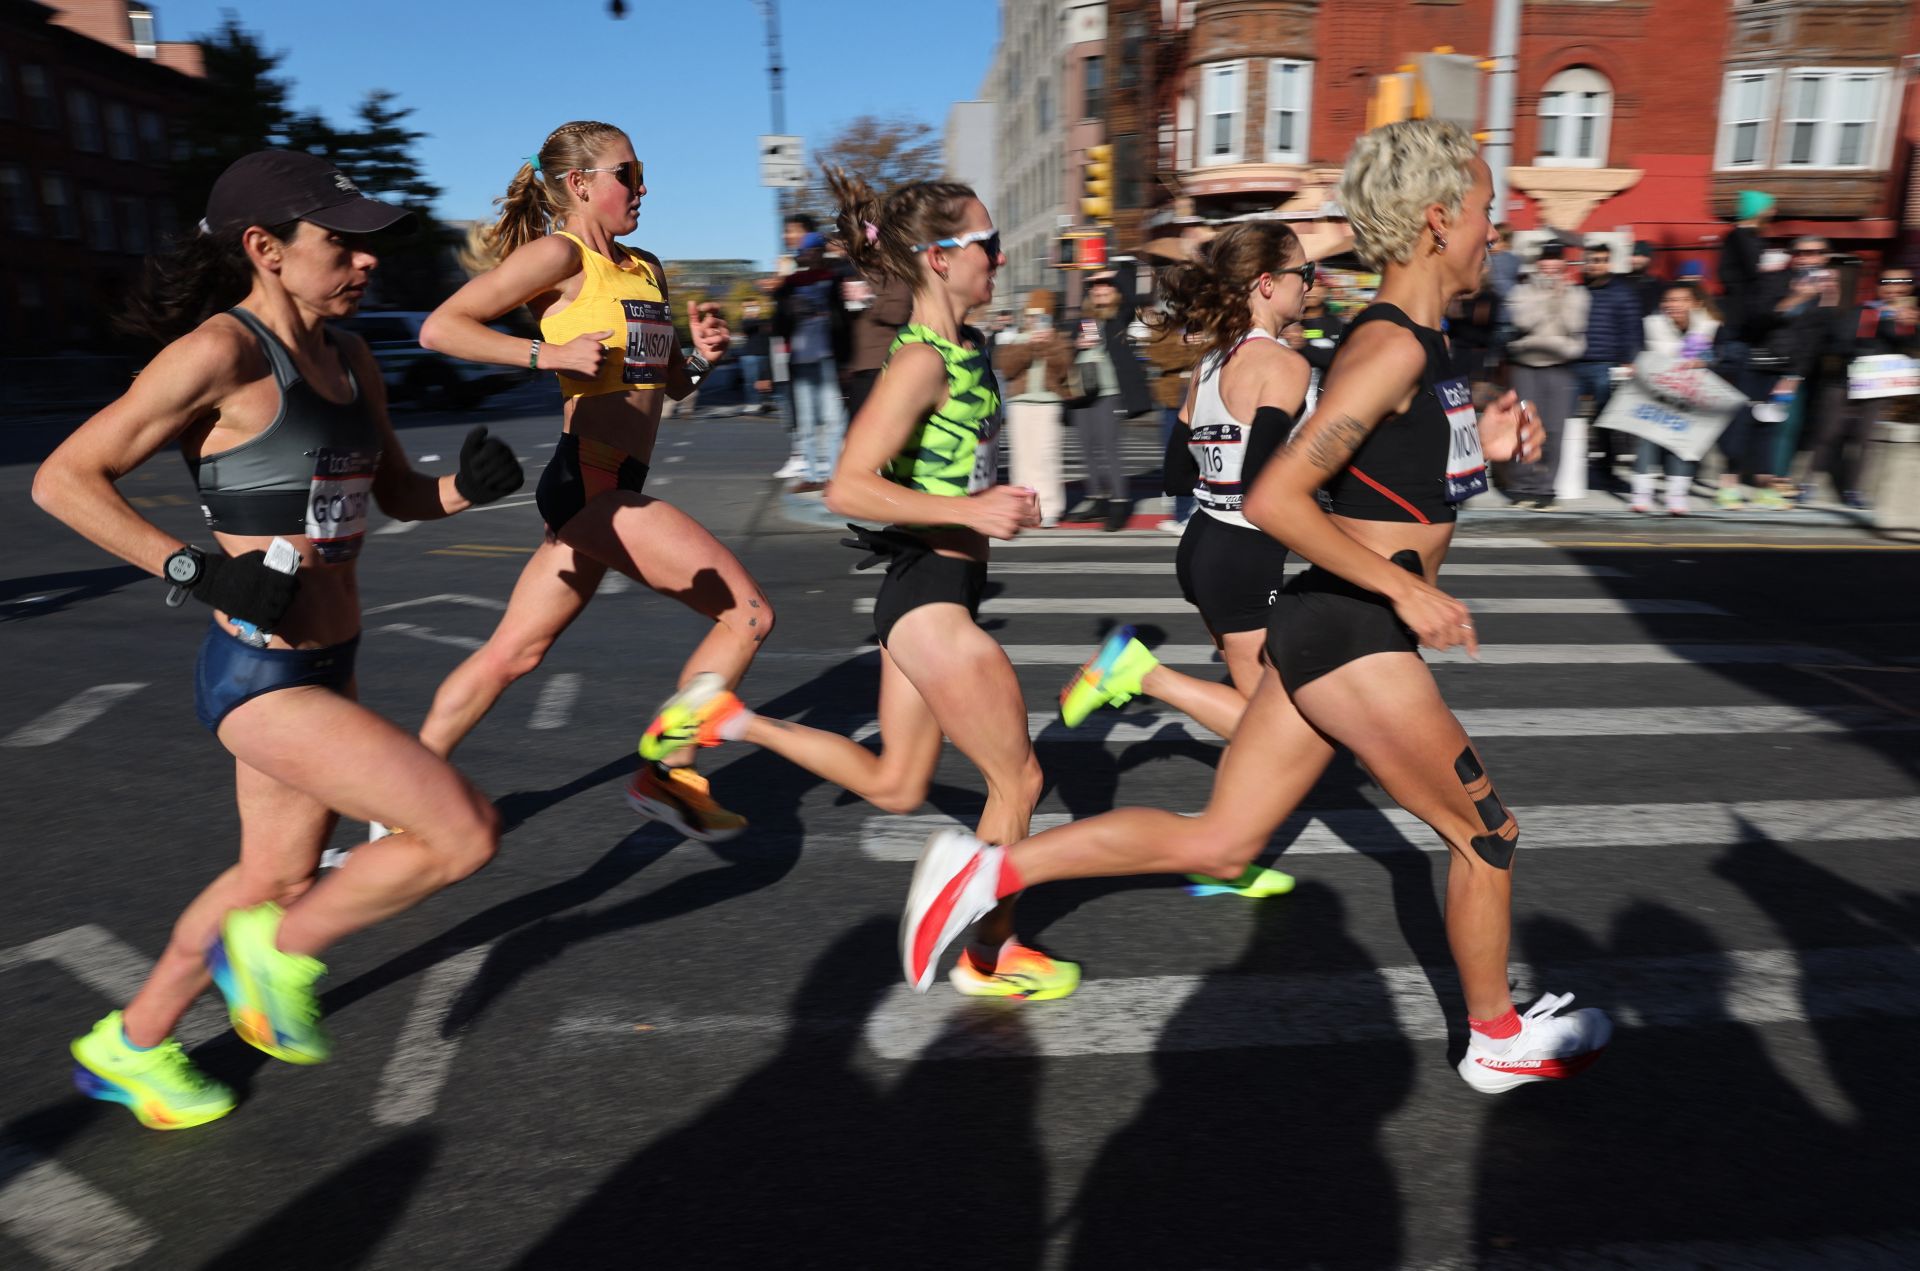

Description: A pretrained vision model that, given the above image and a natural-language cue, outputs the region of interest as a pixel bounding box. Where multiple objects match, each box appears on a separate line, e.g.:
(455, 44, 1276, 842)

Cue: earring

(1434, 231, 1448, 252)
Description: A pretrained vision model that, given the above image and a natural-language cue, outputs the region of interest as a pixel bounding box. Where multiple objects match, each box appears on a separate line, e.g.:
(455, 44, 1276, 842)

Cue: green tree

(174, 14, 294, 222)
(334, 90, 442, 207)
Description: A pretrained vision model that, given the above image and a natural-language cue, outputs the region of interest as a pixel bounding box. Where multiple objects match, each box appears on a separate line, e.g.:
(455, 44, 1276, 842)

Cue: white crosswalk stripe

(856, 642, 1854, 666)
(857, 596, 1728, 616)
(855, 561, 1630, 577)
(2, 684, 147, 748)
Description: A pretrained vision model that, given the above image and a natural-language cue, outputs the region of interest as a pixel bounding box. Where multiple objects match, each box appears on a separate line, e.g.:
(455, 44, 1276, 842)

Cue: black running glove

(190, 551, 299, 629)
(454, 426, 524, 505)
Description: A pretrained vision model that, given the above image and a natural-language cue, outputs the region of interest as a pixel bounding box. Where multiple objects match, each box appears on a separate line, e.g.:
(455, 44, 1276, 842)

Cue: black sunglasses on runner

(576, 160, 644, 192)
(1272, 261, 1317, 290)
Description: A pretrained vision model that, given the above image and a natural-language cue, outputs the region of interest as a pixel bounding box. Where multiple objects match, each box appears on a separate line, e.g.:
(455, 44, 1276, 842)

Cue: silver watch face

(165, 552, 199, 585)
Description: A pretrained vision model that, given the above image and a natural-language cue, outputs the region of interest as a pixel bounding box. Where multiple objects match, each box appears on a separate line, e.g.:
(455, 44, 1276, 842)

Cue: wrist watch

(163, 545, 204, 607)
(684, 351, 712, 379)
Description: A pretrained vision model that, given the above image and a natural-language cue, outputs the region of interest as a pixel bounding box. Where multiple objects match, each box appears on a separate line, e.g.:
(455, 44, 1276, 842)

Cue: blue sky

(152, 0, 999, 268)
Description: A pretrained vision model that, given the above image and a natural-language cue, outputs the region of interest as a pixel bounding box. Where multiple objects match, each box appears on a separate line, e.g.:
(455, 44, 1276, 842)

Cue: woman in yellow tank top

(414, 119, 767, 841)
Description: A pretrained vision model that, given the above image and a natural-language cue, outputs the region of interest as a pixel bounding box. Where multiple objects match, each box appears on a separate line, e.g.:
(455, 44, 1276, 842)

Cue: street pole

(1483, 0, 1520, 217)
(754, 0, 790, 251)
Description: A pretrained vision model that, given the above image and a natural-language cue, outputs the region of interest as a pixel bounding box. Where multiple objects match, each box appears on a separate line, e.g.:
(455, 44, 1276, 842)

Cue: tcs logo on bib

(621, 298, 674, 388)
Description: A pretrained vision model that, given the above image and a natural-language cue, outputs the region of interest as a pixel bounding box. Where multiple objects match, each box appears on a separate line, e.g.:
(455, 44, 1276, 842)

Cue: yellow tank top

(538, 230, 674, 399)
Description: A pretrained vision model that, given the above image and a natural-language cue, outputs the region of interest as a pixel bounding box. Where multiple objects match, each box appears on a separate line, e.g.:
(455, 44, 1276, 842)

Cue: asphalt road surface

(4, 389, 1918, 1270)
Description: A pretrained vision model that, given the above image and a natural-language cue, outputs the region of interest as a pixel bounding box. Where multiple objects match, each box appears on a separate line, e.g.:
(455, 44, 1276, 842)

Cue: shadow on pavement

(199, 1131, 438, 1271)
(510, 919, 1048, 1269)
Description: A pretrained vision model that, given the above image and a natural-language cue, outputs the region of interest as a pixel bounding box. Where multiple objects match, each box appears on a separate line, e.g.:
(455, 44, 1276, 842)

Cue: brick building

(1128, 0, 1920, 279)
(0, 0, 204, 355)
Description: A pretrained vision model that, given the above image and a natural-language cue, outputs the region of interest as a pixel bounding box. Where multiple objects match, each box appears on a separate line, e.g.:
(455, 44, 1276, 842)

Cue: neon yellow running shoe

(1060, 625, 1159, 728)
(947, 940, 1081, 1000)
(1186, 864, 1297, 897)
(206, 903, 330, 1065)
(71, 1011, 236, 1131)
(639, 672, 747, 763)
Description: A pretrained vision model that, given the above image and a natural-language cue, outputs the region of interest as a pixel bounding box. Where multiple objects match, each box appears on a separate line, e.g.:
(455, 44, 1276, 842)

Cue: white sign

(759, 134, 806, 189)
(1848, 354, 1920, 400)
(1595, 354, 1745, 463)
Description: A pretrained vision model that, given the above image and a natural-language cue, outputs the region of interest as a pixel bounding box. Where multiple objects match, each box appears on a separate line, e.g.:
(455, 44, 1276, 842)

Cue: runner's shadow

(1471, 893, 1860, 1260)
(1065, 886, 1412, 1269)
(0, 563, 149, 622)
(198, 1132, 437, 1271)
(510, 919, 1047, 1268)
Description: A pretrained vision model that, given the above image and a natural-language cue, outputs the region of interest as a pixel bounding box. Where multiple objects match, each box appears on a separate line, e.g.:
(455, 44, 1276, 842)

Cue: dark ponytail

(1147, 222, 1303, 360)
(827, 167, 976, 292)
(119, 218, 302, 346)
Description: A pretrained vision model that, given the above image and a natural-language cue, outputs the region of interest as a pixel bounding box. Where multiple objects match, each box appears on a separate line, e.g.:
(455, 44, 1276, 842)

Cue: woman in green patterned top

(637, 170, 1078, 1000)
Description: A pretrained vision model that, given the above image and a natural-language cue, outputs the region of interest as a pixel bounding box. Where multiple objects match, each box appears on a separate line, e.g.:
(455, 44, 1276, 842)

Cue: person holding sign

(415, 120, 758, 843)
(1631, 284, 1722, 514)
(639, 170, 1081, 1002)
(35, 151, 524, 1127)
(1818, 267, 1919, 509)
(897, 121, 1612, 1093)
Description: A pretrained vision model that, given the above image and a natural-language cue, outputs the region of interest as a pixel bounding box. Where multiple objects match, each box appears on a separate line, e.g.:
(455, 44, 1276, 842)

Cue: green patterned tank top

(883, 323, 1002, 499)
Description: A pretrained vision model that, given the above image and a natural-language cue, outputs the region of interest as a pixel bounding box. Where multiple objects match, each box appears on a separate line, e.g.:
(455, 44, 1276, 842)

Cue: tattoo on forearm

(1293, 414, 1371, 471)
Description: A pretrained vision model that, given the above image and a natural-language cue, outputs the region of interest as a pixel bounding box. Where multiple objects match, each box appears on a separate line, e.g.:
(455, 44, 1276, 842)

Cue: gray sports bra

(187, 307, 384, 563)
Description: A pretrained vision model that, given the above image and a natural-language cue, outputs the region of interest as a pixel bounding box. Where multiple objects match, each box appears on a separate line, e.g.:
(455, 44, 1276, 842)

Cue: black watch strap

(164, 545, 203, 608)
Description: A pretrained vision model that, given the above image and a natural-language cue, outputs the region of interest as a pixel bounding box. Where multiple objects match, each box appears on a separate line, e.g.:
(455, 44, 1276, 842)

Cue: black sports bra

(186, 307, 384, 563)
(1318, 303, 1487, 525)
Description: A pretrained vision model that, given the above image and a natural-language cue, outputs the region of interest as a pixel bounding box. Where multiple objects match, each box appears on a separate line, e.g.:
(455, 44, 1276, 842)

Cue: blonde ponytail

(461, 120, 626, 273)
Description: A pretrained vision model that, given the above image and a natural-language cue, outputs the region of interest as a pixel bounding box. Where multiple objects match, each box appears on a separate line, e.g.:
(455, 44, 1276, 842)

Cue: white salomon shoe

(1457, 992, 1612, 1093)
(900, 829, 1005, 992)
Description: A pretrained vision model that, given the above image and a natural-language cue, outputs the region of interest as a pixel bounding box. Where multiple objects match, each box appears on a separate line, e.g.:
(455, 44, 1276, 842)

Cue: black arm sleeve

(1163, 420, 1198, 496)
(1243, 405, 1294, 484)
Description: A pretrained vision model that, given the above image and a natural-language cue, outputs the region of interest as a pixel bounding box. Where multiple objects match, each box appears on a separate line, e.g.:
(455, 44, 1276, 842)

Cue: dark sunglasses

(576, 160, 645, 191)
(1270, 262, 1317, 290)
(912, 228, 1001, 261)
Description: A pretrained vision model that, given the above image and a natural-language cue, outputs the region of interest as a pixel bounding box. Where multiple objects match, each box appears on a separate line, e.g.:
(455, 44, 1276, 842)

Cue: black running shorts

(1266, 550, 1425, 690)
(1175, 512, 1290, 636)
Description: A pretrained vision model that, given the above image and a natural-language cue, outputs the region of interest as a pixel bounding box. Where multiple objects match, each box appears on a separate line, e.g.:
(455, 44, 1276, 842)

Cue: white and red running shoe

(1457, 992, 1612, 1093)
(900, 829, 1006, 992)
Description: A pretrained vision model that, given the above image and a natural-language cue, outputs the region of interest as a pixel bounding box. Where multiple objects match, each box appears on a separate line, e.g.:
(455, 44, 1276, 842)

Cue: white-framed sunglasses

(912, 228, 1001, 260)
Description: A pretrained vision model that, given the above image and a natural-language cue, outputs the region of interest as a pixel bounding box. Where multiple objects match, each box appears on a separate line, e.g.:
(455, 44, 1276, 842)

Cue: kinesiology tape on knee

(1454, 746, 1517, 870)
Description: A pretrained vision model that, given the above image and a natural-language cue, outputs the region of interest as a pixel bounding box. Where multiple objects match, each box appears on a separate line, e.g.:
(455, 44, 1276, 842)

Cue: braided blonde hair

(463, 120, 627, 272)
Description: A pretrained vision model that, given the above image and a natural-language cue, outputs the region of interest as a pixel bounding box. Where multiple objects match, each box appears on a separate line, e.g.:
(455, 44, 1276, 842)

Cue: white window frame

(1534, 67, 1612, 168)
(1265, 59, 1313, 164)
(1199, 60, 1245, 167)
(1715, 69, 1779, 170)
(1774, 67, 1891, 171)
(1176, 93, 1195, 169)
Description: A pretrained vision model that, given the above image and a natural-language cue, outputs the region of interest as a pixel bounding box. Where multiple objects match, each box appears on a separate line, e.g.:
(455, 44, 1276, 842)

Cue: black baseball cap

(205, 150, 413, 236)
(1535, 241, 1566, 261)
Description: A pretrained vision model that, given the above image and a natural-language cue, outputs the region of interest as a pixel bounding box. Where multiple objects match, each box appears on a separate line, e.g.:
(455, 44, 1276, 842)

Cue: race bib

(1188, 422, 1245, 509)
(968, 413, 1004, 494)
(621, 298, 675, 387)
(306, 446, 378, 564)
(1439, 376, 1488, 503)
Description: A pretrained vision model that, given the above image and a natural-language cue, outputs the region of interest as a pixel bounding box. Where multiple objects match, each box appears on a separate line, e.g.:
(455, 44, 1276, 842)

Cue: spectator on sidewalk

(1633, 283, 1721, 515)
(1808, 264, 1917, 510)
(737, 297, 774, 415)
(1713, 195, 1801, 509)
(844, 272, 913, 423)
(773, 231, 851, 492)
(1503, 242, 1588, 510)
(1146, 325, 1205, 532)
(1775, 237, 1850, 503)
(1066, 272, 1154, 531)
(1718, 189, 1774, 335)
(997, 290, 1074, 528)
(1627, 240, 1666, 318)
(1578, 242, 1644, 486)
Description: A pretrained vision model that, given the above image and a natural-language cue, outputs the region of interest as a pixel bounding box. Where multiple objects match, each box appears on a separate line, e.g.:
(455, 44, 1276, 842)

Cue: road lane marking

(853, 597, 1728, 616)
(371, 946, 490, 1127)
(0, 1140, 156, 1271)
(857, 795, 1920, 862)
(528, 674, 580, 731)
(1000, 533, 1553, 549)
(854, 562, 1629, 577)
(852, 643, 1856, 667)
(459, 499, 539, 514)
(368, 623, 484, 651)
(362, 594, 509, 616)
(0, 925, 224, 1045)
(847, 704, 1916, 745)
(3, 685, 147, 748)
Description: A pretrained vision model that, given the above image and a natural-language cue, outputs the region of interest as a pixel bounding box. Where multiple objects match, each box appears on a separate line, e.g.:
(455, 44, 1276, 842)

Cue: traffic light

(1081, 144, 1113, 225)
(1368, 49, 1483, 131)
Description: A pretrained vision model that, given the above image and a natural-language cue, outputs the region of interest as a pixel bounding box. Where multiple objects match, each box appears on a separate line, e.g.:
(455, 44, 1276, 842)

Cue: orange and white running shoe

(624, 763, 747, 843)
(948, 940, 1081, 1000)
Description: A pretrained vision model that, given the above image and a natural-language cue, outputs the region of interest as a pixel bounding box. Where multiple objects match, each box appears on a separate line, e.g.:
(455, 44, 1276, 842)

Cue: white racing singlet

(1186, 329, 1282, 530)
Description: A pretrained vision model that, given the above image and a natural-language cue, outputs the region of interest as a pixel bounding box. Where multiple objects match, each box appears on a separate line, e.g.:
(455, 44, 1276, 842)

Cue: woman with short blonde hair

(901, 120, 1613, 1094)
